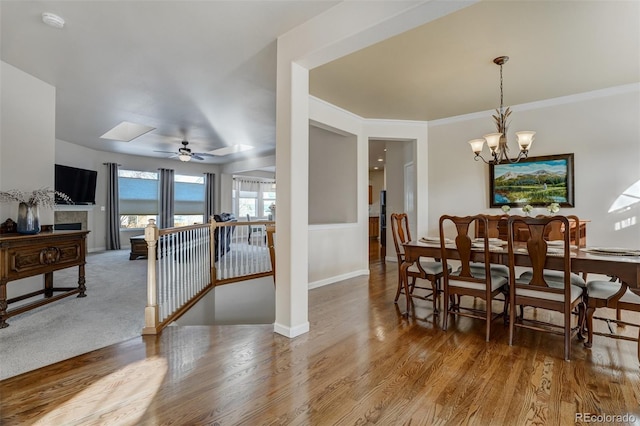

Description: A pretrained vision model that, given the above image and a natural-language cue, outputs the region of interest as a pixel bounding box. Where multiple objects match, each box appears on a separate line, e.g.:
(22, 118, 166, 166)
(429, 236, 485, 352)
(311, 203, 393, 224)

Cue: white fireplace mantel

(54, 204, 95, 212)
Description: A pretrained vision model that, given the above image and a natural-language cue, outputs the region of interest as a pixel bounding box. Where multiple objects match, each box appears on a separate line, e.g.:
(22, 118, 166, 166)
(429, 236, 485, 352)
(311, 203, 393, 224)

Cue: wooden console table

(0, 230, 89, 328)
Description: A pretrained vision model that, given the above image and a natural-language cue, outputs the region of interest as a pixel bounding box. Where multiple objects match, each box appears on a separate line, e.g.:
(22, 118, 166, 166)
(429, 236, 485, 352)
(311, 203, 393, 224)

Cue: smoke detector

(42, 13, 65, 29)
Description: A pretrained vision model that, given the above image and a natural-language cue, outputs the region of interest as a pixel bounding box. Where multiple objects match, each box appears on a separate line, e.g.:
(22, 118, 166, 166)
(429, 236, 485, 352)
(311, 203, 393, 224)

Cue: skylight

(100, 121, 155, 142)
(209, 144, 254, 156)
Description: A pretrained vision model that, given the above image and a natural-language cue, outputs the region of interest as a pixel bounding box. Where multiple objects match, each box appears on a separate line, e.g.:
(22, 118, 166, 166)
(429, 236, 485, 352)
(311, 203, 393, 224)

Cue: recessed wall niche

(308, 124, 357, 224)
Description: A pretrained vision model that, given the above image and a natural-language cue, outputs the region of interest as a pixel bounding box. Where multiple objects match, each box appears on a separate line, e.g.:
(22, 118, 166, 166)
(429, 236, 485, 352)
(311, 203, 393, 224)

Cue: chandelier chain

(499, 63, 504, 114)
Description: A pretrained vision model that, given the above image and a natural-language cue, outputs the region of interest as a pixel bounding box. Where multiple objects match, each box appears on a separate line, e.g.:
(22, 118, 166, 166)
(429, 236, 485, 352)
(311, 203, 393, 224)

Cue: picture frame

(489, 153, 575, 208)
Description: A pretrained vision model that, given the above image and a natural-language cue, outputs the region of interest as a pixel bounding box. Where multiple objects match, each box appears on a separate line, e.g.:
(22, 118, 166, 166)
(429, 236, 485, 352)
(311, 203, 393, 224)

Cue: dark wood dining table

(399, 240, 640, 315)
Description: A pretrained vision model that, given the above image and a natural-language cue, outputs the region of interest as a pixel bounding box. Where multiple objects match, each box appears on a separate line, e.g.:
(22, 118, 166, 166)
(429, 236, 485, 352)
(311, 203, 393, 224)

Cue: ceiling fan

(154, 140, 214, 162)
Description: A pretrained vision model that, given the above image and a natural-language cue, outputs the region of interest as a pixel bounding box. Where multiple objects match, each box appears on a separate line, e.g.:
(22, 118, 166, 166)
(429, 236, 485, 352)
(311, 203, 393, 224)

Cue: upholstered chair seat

(518, 269, 586, 288)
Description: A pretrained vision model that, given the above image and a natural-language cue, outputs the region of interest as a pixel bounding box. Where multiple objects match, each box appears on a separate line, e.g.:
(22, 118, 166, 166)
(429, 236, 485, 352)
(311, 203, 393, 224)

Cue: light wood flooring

(1, 252, 640, 425)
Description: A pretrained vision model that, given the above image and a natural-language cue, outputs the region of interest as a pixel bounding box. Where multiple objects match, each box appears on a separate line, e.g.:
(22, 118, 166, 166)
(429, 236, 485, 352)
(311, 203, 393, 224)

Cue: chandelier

(468, 56, 535, 164)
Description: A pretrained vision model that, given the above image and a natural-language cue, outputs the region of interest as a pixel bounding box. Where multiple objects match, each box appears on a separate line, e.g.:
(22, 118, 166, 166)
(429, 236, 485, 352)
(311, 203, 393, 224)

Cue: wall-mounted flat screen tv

(55, 164, 98, 205)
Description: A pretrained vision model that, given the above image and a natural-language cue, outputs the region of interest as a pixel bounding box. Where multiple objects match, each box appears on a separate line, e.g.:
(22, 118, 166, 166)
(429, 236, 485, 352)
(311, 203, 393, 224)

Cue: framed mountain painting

(489, 153, 575, 208)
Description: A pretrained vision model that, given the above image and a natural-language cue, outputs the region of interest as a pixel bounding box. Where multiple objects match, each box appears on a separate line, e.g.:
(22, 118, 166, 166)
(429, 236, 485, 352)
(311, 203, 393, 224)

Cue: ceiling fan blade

(191, 154, 205, 160)
(154, 150, 178, 154)
(192, 152, 215, 157)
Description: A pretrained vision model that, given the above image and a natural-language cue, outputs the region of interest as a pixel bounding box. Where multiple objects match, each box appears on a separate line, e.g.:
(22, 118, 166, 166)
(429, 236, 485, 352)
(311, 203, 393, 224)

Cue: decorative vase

(17, 202, 40, 234)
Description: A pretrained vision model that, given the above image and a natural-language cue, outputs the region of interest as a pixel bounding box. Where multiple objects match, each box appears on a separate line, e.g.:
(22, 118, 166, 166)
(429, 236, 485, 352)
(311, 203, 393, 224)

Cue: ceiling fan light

(178, 154, 191, 162)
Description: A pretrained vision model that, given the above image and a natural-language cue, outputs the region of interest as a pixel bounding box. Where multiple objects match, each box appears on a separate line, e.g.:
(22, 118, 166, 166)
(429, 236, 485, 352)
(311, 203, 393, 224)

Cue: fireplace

(54, 211, 88, 231)
(55, 222, 82, 230)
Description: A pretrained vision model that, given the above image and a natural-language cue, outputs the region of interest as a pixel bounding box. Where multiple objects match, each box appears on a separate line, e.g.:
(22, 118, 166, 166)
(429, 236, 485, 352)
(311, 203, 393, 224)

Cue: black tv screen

(55, 164, 97, 204)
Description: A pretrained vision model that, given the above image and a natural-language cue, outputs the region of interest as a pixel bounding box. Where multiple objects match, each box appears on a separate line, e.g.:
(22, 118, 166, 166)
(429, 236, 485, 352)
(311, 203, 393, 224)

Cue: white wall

(1, 61, 56, 222)
(428, 85, 640, 248)
(1, 61, 56, 298)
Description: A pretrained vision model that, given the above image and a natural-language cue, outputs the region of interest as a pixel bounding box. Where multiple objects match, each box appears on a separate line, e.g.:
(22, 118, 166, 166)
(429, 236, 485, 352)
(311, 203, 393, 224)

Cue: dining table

(399, 239, 640, 315)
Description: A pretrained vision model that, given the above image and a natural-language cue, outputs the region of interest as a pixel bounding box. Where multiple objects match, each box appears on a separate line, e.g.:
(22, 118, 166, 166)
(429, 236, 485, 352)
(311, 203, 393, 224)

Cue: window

(118, 170, 206, 229)
(232, 177, 275, 219)
(174, 174, 205, 226)
(119, 170, 158, 229)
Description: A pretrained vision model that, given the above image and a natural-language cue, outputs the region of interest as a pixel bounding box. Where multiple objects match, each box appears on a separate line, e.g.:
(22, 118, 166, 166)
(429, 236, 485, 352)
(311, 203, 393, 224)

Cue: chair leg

(577, 302, 586, 341)
(564, 305, 572, 361)
(508, 293, 516, 347)
(431, 280, 439, 314)
(410, 277, 417, 294)
(485, 296, 492, 342)
(442, 285, 450, 331)
(502, 290, 509, 326)
(394, 269, 403, 303)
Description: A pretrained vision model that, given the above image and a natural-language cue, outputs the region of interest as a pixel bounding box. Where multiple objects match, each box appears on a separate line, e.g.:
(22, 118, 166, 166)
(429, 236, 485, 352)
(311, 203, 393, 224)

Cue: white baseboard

(89, 246, 106, 253)
(274, 321, 310, 338)
(308, 269, 370, 290)
(385, 256, 396, 263)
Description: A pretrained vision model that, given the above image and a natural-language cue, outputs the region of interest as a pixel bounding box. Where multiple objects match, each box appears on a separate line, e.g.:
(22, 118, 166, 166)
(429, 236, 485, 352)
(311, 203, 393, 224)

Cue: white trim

(365, 118, 429, 126)
(274, 321, 310, 338)
(386, 255, 397, 263)
(88, 246, 106, 253)
(309, 222, 358, 231)
(308, 269, 370, 290)
(430, 83, 640, 127)
(54, 204, 95, 211)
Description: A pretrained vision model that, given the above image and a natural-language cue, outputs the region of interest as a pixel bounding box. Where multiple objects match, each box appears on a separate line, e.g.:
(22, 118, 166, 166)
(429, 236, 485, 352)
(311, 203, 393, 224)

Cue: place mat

(584, 247, 640, 256)
(473, 238, 507, 246)
(546, 240, 578, 249)
(420, 237, 453, 244)
(516, 247, 576, 257)
(471, 243, 504, 251)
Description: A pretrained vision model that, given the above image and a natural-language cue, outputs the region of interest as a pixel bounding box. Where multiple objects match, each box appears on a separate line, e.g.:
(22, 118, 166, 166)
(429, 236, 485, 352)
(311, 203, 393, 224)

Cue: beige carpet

(0, 249, 146, 380)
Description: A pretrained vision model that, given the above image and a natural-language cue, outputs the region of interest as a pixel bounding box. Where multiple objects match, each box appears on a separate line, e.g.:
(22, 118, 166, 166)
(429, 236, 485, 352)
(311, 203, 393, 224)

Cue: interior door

(404, 161, 416, 236)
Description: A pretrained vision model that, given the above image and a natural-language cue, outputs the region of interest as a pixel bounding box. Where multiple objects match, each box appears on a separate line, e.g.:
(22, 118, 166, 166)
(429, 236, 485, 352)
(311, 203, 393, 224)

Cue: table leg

(0, 280, 8, 328)
(77, 263, 87, 297)
(44, 272, 53, 298)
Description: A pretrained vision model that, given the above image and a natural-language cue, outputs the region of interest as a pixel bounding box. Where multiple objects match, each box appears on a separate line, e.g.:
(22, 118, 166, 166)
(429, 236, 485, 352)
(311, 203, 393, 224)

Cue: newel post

(142, 219, 159, 335)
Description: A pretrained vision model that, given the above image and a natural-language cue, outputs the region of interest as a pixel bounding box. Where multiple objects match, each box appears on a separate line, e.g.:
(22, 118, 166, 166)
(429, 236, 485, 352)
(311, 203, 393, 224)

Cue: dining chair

(390, 213, 446, 314)
(246, 214, 265, 244)
(266, 223, 276, 286)
(584, 278, 640, 362)
(506, 215, 585, 361)
(439, 214, 509, 341)
(470, 214, 509, 278)
(519, 214, 586, 285)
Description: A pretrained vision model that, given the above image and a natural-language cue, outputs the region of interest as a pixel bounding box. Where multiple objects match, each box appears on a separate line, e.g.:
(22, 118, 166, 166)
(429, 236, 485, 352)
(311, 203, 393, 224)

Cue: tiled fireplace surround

(54, 210, 87, 230)
(54, 205, 93, 231)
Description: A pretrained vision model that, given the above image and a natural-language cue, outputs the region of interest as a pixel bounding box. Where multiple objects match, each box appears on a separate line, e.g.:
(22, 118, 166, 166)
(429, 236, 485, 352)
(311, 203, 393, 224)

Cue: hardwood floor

(1, 259, 639, 425)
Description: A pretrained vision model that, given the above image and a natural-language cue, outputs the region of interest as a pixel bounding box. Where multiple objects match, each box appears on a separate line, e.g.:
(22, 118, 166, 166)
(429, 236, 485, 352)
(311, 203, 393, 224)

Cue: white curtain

(232, 177, 275, 218)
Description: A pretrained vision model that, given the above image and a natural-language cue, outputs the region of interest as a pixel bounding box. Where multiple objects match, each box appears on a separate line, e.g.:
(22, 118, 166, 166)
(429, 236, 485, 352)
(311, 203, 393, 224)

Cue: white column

(274, 60, 310, 337)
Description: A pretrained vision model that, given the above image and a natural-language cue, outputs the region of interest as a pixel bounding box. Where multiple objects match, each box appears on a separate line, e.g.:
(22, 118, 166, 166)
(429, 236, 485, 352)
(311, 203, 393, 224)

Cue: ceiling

(2, 1, 639, 168)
